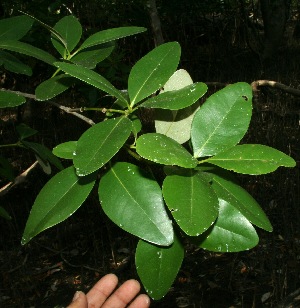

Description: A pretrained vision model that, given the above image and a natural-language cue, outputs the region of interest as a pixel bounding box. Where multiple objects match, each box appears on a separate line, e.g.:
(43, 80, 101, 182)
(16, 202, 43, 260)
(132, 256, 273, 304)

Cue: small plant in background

(0, 14, 296, 300)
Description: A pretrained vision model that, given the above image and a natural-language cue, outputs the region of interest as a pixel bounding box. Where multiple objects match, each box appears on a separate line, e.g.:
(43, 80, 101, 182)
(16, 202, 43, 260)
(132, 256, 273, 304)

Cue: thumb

(67, 291, 88, 308)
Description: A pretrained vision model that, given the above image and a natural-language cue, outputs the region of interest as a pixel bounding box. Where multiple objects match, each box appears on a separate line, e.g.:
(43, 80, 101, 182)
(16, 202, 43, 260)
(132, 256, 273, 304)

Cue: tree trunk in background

(147, 0, 164, 46)
(260, 0, 290, 60)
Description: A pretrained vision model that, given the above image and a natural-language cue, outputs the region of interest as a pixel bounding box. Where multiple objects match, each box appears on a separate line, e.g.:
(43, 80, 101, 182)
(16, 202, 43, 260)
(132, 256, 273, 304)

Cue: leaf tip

(21, 235, 30, 245)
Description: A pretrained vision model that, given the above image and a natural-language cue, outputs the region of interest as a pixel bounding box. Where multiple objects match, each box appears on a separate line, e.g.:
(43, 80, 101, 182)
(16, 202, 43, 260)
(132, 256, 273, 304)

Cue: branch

(0, 88, 36, 99)
(0, 161, 39, 197)
(47, 101, 95, 126)
(0, 88, 95, 126)
(251, 80, 300, 96)
(205, 80, 300, 98)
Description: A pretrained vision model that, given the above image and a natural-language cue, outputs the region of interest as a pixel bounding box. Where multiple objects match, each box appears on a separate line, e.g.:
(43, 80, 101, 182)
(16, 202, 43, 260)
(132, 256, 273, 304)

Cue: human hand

(67, 273, 150, 308)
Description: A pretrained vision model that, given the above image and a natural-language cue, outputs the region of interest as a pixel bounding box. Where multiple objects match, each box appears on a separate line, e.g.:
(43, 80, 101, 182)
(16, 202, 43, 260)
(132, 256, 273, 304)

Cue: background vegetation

(0, 0, 299, 307)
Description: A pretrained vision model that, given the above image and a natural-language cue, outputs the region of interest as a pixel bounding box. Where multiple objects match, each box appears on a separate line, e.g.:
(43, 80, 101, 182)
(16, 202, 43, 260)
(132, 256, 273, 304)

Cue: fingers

(101, 279, 142, 308)
(67, 291, 88, 308)
(68, 273, 151, 308)
(86, 273, 119, 307)
(128, 294, 151, 308)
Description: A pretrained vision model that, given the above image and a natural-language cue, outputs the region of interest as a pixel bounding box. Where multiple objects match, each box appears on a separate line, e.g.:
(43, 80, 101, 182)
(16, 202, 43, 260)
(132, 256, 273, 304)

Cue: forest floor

(0, 179, 300, 308)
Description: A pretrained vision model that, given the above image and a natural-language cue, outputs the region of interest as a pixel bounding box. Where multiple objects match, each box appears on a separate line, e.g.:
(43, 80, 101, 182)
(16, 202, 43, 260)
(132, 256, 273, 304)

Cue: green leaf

(163, 170, 218, 236)
(0, 51, 32, 75)
(54, 62, 127, 104)
(0, 206, 12, 220)
(111, 91, 129, 110)
(20, 11, 68, 51)
(195, 199, 259, 252)
(0, 155, 15, 181)
(22, 141, 64, 171)
(53, 141, 77, 159)
(74, 117, 132, 176)
(140, 82, 207, 110)
(0, 40, 57, 66)
(22, 166, 96, 244)
(99, 162, 173, 246)
(0, 91, 26, 108)
(128, 42, 181, 106)
(0, 15, 34, 40)
(136, 133, 198, 168)
(210, 171, 272, 231)
(206, 144, 296, 175)
(154, 69, 198, 144)
(192, 82, 252, 158)
(35, 74, 74, 101)
(135, 233, 184, 300)
(16, 123, 38, 140)
(80, 26, 147, 50)
(71, 44, 114, 69)
(130, 115, 142, 139)
(51, 15, 82, 57)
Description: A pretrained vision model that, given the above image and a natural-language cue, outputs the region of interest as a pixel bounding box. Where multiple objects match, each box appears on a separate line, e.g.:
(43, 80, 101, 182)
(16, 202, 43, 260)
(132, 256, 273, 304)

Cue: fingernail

(72, 291, 82, 302)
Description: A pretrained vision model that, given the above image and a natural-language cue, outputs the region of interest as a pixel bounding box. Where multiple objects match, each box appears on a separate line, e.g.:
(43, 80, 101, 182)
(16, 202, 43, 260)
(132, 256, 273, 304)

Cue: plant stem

(0, 142, 24, 149)
(126, 146, 142, 161)
(72, 107, 127, 115)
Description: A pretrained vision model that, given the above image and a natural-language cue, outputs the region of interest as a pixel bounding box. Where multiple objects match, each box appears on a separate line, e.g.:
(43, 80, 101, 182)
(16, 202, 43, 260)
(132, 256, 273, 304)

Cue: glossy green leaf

(141, 82, 207, 110)
(21, 11, 67, 51)
(135, 233, 184, 300)
(0, 207, 12, 220)
(0, 91, 26, 108)
(99, 162, 173, 246)
(0, 15, 34, 40)
(53, 141, 77, 159)
(22, 141, 64, 171)
(210, 172, 272, 231)
(0, 51, 32, 75)
(154, 69, 198, 144)
(51, 15, 82, 57)
(74, 117, 132, 176)
(54, 62, 127, 104)
(71, 44, 114, 69)
(35, 74, 74, 101)
(197, 199, 259, 252)
(136, 133, 198, 168)
(163, 170, 218, 236)
(16, 123, 38, 140)
(21, 166, 96, 244)
(206, 144, 296, 175)
(192, 82, 252, 158)
(0, 40, 57, 66)
(80, 26, 146, 50)
(128, 42, 181, 106)
(0, 155, 15, 181)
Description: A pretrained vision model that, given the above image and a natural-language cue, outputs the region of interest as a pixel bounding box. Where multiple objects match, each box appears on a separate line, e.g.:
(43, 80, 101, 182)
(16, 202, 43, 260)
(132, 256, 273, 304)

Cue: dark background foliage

(0, 0, 299, 307)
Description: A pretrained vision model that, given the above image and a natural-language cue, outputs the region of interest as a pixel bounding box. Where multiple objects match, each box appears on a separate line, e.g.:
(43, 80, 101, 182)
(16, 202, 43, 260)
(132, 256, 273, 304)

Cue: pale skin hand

(67, 273, 151, 308)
